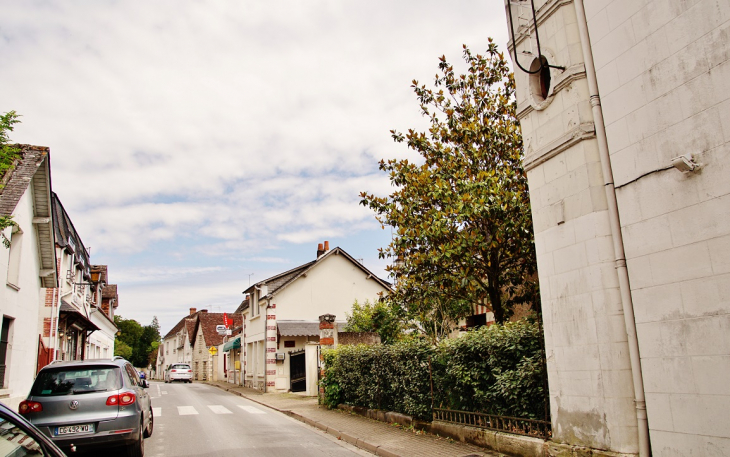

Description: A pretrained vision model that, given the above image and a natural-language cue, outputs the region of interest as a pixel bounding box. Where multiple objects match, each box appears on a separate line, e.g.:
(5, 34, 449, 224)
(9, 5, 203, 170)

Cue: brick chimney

(317, 243, 325, 258)
(189, 308, 196, 315)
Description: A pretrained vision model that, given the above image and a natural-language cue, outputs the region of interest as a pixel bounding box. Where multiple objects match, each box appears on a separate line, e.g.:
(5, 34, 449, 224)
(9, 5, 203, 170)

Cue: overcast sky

(1, 1, 509, 333)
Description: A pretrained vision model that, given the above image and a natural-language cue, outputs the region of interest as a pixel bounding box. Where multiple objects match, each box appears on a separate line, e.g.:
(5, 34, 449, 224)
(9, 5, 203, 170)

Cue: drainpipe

(573, 1, 650, 455)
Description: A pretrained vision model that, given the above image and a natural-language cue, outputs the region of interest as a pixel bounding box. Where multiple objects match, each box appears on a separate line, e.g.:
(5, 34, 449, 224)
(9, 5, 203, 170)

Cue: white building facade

(505, 0, 730, 455)
(242, 243, 391, 393)
(0, 146, 57, 410)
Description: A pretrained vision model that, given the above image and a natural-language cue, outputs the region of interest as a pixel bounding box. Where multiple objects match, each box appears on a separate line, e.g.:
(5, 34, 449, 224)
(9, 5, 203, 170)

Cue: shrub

(321, 319, 547, 421)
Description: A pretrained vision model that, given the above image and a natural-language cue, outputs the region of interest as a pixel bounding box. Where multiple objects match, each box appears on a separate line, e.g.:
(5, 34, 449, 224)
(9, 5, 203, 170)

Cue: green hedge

(321, 320, 547, 421)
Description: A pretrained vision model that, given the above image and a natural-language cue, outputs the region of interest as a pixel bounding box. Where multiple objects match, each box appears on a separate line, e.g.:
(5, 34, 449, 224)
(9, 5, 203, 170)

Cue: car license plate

(55, 424, 94, 436)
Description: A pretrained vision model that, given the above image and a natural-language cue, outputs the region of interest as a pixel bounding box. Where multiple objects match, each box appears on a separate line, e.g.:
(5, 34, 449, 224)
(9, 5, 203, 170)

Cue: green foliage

(321, 340, 434, 420)
(360, 42, 538, 333)
(114, 315, 161, 367)
(114, 341, 133, 360)
(322, 320, 547, 421)
(343, 300, 404, 344)
(0, 111, 21, 244)
(0, 111, 21, 185)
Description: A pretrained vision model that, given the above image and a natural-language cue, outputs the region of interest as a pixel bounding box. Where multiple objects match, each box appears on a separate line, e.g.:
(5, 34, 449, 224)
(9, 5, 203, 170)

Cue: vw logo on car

(69, 401, 79, 410)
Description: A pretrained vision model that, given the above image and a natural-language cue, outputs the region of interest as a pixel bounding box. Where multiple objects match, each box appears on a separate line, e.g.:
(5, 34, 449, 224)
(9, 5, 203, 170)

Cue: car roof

(41, 357, 129, 370)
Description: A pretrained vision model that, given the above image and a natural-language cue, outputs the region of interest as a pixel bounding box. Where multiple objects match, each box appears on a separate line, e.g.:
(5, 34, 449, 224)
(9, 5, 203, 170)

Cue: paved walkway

(204, 380, 501, 457)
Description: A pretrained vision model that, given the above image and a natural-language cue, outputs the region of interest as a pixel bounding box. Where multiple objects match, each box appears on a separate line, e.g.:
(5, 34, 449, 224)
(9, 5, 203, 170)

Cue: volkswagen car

(164, 363, 193, 383)
(19, 357, 153, 456)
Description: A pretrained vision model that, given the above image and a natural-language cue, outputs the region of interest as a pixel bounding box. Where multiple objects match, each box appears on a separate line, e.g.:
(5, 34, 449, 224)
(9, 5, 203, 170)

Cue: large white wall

(507, 0, 729, 455)
(276, 253, 387, 320)
(0, 190, 44, 409)
(586, 1, 730, 455)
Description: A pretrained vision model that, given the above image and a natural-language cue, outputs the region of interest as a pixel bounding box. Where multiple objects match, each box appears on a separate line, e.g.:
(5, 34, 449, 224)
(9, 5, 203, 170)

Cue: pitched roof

(193, 312, 243, 347)
(102, 284, 117, 298)
(0, 145, 57, 287)
(234, 297, 249, 313)
(0, 145, 47, 215)
(243, 246, 391, 299)
(52, 192, 91, 279)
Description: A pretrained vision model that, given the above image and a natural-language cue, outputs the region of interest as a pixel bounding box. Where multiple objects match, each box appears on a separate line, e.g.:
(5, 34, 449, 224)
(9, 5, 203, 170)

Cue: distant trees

(360, 42, 538, 340)
(114, 315, 161, 368)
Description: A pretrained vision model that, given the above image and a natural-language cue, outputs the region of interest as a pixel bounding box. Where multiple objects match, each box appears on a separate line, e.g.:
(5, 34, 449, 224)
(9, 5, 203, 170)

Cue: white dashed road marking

(208, 405, 232, 414)
(177, 406, 198, 415)
(238, 405, 266, 415)
(153, 407, 161, 417)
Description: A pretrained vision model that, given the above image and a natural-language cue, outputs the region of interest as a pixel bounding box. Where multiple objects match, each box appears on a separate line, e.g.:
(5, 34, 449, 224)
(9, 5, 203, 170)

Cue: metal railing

(433, 408, 551, 439)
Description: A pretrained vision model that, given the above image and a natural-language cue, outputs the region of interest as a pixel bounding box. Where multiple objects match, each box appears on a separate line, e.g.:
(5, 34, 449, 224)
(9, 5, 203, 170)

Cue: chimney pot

(317, 243, 325, 258)
(324, 240, 330, 251)
(189, 308, 197, 316)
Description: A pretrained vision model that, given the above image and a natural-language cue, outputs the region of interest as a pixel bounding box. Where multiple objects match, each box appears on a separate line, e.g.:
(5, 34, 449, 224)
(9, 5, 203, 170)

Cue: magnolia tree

(361, 42, 538, 340)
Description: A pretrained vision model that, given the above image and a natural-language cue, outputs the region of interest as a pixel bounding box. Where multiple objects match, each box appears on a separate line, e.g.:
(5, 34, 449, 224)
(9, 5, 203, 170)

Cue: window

(0, 412, 45, 456)
(0, 317, 12, 388)
(5, 226, 23, 289)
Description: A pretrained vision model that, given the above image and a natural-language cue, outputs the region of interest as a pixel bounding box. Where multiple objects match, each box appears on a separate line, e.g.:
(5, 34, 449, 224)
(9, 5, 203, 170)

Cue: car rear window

(171, 364, 190, 370)
(31, 366, 122, 396)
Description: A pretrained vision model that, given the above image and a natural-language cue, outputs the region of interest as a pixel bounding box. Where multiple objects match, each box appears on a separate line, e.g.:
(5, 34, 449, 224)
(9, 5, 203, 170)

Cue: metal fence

(433, 408, 552, 439)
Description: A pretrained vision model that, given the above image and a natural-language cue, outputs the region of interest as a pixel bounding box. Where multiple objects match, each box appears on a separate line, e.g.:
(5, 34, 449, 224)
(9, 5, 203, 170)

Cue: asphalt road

(133, 381, 369, 457)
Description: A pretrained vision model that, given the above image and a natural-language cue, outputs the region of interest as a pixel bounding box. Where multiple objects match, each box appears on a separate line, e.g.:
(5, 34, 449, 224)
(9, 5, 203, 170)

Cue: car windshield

(30, 366, 122, 396)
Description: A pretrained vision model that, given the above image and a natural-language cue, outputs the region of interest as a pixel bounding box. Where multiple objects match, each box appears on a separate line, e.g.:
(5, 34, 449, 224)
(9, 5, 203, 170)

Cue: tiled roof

(234, 297, 249, 313)
(277, 320, 347, 337)
(52, 192, 91, 279)
(163, 315, 192, 339)
(0, 145, 57, 288)
(194, 312, 243, 347)
(101, 284, 117, 298)
(90, 265, 108, 283)
(0, 145, 47, 216)
(244, 247, 392, 300)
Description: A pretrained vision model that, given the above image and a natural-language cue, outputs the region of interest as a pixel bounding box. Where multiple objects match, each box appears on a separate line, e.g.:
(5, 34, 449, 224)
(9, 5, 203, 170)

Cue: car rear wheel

(143, 408, 154, 438)
(125, 422, 144, 457)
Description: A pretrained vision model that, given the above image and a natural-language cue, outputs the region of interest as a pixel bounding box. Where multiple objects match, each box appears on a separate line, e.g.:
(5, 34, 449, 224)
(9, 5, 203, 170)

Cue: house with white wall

(191, 311, 242, 382)
(504, 0, 730, 455)
(0, 145, 57, 409)
(42, 192, 100, 364)
(241, 242, 391, 394)
(157, 308, 201, 378)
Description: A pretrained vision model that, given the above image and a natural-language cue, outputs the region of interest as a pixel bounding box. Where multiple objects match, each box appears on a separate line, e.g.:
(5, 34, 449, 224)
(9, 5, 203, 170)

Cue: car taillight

(106, 392, 136, 406)
(187, 369, 192, 373)
(19, 400, 43, 415)
(171, 370, 177, 373)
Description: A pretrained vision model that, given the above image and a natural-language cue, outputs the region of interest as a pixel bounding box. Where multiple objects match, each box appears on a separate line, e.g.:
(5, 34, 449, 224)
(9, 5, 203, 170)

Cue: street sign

(215, 325, 226, 332)
(223, 313, 230, 329)
(208, 346, 218, 356)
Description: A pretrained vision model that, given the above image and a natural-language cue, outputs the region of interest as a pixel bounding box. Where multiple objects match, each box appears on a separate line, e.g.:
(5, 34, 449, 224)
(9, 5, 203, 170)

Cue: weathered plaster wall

(586, 0, 730, 455)
(0, 190, 44, 409)
(507, 0, 638, 452)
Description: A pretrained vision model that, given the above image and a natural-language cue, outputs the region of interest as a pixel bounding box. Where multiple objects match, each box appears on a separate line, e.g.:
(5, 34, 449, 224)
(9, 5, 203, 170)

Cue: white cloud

(0, 0, 509, 331)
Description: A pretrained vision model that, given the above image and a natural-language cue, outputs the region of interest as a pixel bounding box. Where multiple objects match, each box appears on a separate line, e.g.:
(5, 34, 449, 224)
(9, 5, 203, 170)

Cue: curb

(206, 382, 403, 456)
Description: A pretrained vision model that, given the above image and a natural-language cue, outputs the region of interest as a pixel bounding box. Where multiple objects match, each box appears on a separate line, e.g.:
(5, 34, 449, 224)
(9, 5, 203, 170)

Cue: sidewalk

(205, 380, 501, 457)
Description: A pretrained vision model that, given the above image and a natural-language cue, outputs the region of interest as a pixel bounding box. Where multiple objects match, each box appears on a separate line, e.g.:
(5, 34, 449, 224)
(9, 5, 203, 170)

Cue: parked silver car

(20, 357, 153, 456)
(164, 363, 193, 383)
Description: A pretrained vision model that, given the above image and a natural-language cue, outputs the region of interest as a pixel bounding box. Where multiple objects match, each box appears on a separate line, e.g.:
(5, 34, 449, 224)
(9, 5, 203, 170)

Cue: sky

(1, 1, 509, 334)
